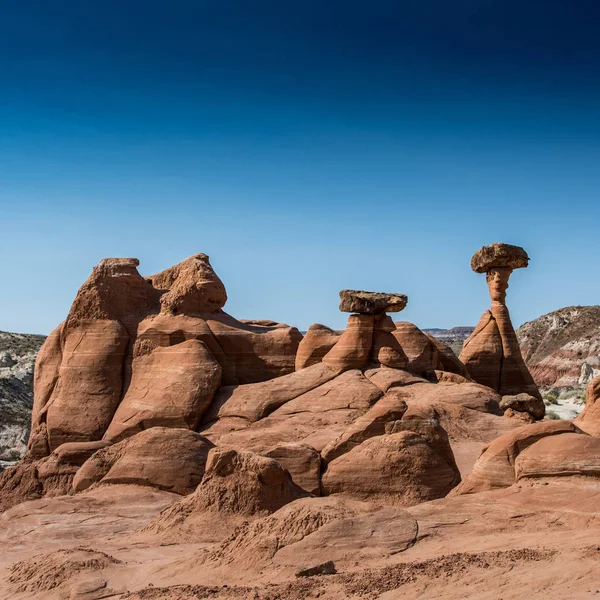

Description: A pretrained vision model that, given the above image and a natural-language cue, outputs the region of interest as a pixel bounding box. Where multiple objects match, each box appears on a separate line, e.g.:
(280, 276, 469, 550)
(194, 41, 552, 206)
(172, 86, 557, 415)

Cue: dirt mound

(8, 547, 122, 593)
(144, 449, 308, 541)
(121, 548, 557, 600)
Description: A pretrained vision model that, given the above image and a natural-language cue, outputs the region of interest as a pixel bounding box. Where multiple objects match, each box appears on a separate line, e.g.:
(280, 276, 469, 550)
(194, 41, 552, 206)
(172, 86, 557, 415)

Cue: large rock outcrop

(26, 254, 302, 457)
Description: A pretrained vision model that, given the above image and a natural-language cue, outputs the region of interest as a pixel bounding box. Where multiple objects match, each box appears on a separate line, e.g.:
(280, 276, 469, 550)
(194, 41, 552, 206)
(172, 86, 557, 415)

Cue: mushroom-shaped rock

(322, 431, 459, 506)
(150, 253, 227, 315)
(339, 290, 408, 314)
(73, 427, 214, 495)
(460, 243, 541, 402)
(470, 243, 530, 273)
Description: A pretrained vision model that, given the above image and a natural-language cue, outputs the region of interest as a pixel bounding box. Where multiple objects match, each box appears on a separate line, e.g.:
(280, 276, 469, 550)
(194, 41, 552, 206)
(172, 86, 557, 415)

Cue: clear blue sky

(1, 1, 600, 335)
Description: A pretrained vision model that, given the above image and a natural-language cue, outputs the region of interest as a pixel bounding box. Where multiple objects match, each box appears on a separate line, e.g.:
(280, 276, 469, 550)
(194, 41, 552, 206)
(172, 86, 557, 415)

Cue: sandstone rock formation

(25, 254, 302, 458)
(460, 243, 542, 412)
(575, 374, 600, 436)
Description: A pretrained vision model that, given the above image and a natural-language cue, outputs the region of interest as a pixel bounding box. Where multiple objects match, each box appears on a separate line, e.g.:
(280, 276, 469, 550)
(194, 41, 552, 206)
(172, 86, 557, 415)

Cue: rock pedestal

(459, 244, 543, 411)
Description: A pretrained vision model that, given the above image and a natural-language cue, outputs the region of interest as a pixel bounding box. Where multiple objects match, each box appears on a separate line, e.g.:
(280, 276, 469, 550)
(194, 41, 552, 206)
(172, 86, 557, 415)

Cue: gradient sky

(1, 1, 600, 335)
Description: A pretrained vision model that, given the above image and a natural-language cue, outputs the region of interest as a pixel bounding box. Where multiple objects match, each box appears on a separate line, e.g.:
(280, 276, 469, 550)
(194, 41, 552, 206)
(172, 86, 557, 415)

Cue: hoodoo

(460, 243, 544, 420)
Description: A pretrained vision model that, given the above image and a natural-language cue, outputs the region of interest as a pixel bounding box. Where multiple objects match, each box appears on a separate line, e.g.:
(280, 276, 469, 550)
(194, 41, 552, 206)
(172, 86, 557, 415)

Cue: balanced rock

(470, 243, 530, 274)
(339, 290, 408, 314)
(322, 314, 374, 372)
(460, 243, 542, 403)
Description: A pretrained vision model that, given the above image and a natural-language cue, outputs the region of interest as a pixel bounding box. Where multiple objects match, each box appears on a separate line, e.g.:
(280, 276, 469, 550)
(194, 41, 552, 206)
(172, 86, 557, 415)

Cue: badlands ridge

(0, 244, 599, 599)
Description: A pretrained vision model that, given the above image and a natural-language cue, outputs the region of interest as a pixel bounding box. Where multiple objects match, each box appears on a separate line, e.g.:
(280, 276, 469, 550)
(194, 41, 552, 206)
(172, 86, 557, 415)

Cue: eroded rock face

(339, 290, 408, 314)
(27, 254, 302, 457)
(460, 244, 542, 405)
(295, 324, 340, 370)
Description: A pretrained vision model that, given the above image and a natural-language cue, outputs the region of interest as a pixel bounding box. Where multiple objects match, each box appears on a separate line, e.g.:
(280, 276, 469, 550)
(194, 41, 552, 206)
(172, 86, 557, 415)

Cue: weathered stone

(74, 428, 214, 495)
(295, 324, 340, 370)
(470, 243, 530, 274)
(295, 560, 337, 577)
(322, 314, 374, 372)
(500, 393, 545, 420)
(339, 290, 407, 314)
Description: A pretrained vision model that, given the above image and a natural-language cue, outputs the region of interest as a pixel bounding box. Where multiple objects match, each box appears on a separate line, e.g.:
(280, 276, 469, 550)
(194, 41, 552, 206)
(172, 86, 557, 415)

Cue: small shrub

(545, 411, 560, 420)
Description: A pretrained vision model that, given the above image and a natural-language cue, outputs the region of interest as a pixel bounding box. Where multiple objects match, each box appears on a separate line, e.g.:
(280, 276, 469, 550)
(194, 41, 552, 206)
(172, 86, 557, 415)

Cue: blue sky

(1, 1, 600, 334)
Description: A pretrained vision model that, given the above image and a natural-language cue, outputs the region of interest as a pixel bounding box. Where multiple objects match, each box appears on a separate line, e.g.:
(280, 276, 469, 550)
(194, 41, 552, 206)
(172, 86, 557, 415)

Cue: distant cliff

(517, 306, 600, 393)
(424, 327, 474, 355)
(0, 331, 46, 463)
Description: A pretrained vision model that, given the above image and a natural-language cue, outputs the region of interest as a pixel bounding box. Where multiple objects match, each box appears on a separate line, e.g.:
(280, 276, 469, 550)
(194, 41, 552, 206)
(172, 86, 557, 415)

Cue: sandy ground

(0, 479, 599, 600)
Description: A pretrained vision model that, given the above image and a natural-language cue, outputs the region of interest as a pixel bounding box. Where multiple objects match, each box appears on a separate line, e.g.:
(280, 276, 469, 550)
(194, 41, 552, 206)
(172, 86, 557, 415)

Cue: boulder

(322, 431, 459, 506)
(393, 322, 439, 374)
(148, 253, 227, 315)
(453, 420, 582, 494)
(73, 428, 214, 495)
(500, 393, 545, 420)
(264, 443, 322, 495)
(370, 315, 408, 369)
(339, 290, 408, 314)
(515, 433, 600, 481)
(321, 389, 408, 463)
(576, 375, 600, 437)
(295, 324, 340, 370)
(145, 449, 308, 539)
(470, 243, 530, 273)
(103, 339, 222, 442)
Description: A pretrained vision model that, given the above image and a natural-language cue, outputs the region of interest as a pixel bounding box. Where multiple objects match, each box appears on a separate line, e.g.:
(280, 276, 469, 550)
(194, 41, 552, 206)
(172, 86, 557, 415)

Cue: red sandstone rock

(393, 321, 439, 374)
(73, 427, 214, 495)
(322, 431, 459, 506)
(321, 389, 408, 463)
(204, 362, 337, 423)
(322, 314, 374, 372)
(295, 324, 340, 370)
(264, 443, 322, 495)
(46, 320, 129, 451)
(370, 315, 408, 369)
(453, 420, 582, 494)
(103, 339, 222, 442)
(500, 393, 545, 420)
(149, 253, 227, 315)
(514, 433, 600, 481)
(576, 375, 600, 437)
